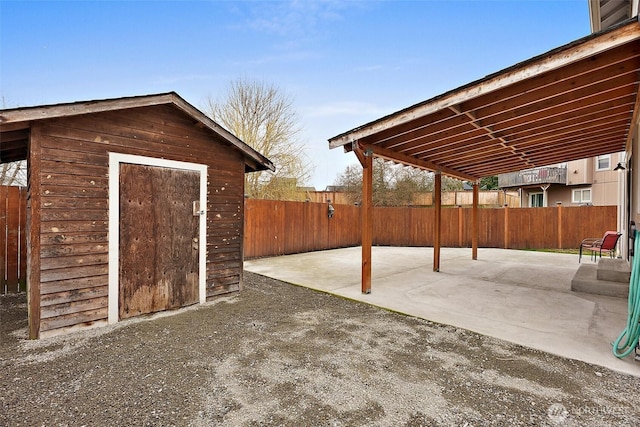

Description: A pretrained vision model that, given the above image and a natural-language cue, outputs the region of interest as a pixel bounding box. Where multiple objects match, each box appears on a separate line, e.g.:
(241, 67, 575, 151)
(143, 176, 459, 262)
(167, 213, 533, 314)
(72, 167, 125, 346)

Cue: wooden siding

(0, 186, 27, 293)
(33, 104, 246, 334)
(244, 199, 617, 257)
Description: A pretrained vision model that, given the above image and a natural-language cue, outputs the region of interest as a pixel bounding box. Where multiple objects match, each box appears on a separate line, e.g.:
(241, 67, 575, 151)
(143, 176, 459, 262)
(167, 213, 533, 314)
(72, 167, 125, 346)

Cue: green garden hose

(613, 230, 640, 358)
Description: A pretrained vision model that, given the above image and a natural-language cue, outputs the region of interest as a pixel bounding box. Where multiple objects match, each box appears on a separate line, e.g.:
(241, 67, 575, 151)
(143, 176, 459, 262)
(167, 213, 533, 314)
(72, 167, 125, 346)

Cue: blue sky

(1, 0, 591, 189)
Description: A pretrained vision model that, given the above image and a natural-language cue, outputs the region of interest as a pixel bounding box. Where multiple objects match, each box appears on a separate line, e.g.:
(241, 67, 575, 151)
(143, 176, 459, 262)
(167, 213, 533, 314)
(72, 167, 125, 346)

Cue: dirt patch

(1, 272, 639, 426)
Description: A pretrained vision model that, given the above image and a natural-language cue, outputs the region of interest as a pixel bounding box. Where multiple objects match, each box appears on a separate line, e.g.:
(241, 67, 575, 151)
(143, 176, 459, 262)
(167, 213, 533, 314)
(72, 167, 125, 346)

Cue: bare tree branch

(1, 96, 27, 187)
(205, 79, 314, 199)
(334, 159, 463, 206)
(0, 161, 27, 186)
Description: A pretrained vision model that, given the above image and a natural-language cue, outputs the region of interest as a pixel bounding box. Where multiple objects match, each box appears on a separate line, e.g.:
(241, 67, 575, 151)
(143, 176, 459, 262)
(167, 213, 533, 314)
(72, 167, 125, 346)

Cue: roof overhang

(329, 17, 640, 181)
(0, 92, 275, 173)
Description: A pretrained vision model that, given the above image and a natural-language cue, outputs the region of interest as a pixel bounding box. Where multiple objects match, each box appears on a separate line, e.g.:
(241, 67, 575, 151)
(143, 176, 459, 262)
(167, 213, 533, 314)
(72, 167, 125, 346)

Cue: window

(530, 193, 543, 207)
(572, 188, 592, 204)
(596, 155, 610, 171)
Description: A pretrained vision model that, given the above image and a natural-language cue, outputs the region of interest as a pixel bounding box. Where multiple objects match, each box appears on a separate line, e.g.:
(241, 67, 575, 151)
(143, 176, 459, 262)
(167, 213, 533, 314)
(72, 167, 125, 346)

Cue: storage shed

(0, 92, 274, 338)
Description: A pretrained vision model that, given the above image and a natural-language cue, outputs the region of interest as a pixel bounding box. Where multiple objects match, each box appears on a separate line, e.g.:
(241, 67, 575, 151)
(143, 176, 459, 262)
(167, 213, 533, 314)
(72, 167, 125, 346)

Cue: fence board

(561, 205, 617, 248)
(1, 186, 27, 293)
(6, 187, 20, 291)
(480, 208, 505, 248)
(441, 208, 459, 247)
(328, 203, 360, 249)
(19, 188, 27, 285)
(0, 186, 6, 292)
(244, 199, 362, 258)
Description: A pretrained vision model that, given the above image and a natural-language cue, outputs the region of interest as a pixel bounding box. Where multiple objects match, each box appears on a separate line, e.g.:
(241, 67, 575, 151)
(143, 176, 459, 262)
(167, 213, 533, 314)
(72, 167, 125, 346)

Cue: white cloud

(237, 0, 348, 37)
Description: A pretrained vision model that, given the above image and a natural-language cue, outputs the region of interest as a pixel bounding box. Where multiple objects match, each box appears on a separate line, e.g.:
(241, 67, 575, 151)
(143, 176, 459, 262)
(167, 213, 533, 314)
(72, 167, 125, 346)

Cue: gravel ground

(1, 271, 640, 426)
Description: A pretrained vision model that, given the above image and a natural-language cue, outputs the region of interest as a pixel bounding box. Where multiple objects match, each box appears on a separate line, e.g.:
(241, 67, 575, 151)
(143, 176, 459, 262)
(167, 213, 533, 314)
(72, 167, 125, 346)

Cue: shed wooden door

(119, 163, 200, 319)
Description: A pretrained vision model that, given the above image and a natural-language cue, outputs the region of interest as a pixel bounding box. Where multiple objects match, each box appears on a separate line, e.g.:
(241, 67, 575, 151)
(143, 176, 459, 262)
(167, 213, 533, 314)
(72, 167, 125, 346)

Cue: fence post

(458, 205, 463, 247)
(557, 203, 563, 249)
(504, 205, 509, 249)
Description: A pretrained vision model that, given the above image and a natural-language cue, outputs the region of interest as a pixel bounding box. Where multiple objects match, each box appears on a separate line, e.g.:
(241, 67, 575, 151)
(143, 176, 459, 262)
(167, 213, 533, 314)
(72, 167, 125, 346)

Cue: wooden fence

(244, 199, 362, 258)
(1, 186, 27, 293)
(0, 192, 618, 292)
(244, 199, 617, 258)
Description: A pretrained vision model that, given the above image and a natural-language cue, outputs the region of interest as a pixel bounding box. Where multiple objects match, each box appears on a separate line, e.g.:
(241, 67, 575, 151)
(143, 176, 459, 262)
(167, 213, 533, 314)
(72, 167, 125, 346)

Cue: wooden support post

(362, 151, 373, 294)
(472, 180, 479, 260)
(28, 124, 42, 339)
(433, 171, 441, 272)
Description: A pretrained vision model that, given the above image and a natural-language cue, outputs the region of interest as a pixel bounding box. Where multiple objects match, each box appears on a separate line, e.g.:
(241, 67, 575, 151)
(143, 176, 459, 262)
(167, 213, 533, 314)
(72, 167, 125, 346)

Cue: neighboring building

(498, 152, 625, 207)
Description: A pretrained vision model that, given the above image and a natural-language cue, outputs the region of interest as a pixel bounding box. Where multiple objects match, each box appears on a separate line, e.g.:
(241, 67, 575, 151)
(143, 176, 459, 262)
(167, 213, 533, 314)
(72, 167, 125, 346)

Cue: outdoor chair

(579, 231, 622, 262)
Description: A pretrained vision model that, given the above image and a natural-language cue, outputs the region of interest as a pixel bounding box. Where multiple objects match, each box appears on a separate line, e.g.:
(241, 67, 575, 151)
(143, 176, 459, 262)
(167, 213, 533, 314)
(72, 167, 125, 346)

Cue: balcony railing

(498, 167, 567, 188)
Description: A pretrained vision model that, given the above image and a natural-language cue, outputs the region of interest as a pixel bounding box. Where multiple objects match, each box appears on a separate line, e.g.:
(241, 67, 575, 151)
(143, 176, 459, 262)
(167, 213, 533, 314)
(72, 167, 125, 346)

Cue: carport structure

(329, 17, 640, 294)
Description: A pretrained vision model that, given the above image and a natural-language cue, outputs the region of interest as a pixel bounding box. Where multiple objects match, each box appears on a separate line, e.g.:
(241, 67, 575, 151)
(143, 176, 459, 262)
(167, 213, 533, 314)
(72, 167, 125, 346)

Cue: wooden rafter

(358, 142, 477, 181)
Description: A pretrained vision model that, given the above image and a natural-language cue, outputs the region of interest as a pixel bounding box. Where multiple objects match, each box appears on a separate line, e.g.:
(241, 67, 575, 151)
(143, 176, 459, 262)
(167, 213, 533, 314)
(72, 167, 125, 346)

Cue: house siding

(566, 158, 593, 185)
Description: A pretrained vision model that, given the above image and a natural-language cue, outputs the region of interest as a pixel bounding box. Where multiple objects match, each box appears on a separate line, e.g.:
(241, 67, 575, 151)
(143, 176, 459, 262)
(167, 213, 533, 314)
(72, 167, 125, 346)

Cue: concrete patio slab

(245, 246, 640, 377)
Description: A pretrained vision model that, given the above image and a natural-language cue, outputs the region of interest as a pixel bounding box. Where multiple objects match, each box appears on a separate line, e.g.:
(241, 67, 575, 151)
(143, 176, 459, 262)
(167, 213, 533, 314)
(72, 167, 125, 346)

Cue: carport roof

(329, 17, 640, 181)
(0, 91, 275, 173)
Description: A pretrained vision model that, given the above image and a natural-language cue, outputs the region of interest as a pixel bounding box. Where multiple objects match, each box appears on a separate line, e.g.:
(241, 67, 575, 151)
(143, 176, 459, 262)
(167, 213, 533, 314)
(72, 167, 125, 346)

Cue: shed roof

(0, 91, 275, 173)
(329, 17, 640, 181)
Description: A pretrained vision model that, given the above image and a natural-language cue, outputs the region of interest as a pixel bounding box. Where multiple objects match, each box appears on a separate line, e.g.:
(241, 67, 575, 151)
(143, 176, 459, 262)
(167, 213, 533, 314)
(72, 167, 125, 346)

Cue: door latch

(193, 201, 205, 216)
